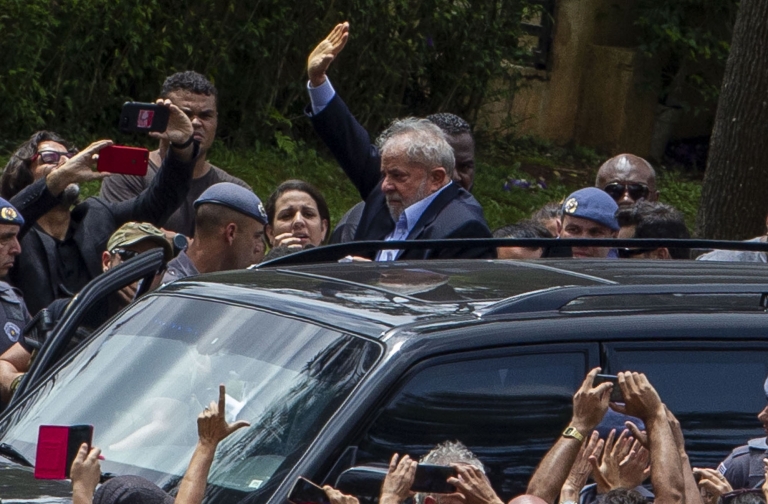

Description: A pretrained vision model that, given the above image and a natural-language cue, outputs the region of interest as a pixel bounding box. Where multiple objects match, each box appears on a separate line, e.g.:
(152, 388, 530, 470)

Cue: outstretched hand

(70, 443, 101, 499)
(571, 367, 613, 433)
(148, 99, 194, 147)
(693, 467, 732, 504)
(197, 384, 250, 447)
(324, 485, 360, 504)
(611, 372, 664, 422)
(308, 22, 349, 87)
(380, 453, 417, 504)
(46, 140, 113, 196)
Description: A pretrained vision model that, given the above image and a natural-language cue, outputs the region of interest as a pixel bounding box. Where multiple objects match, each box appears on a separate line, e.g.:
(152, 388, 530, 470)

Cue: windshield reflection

(0, 295, 379, 504)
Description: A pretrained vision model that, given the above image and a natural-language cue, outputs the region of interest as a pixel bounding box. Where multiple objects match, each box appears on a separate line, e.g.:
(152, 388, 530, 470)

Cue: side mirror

(335, 465, 388, 503)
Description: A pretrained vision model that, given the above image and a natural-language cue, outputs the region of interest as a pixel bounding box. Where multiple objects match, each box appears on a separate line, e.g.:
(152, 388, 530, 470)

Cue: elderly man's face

(380, 141, 447, 221)
(30, 141, 73, 181)
(560, 215, 617, 258)
(596, 154, 658, 207)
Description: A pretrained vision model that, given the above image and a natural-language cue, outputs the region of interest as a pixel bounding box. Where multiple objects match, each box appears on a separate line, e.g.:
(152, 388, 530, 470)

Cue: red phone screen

(97, 145, 149, 176)
(35, 424, 93, 479)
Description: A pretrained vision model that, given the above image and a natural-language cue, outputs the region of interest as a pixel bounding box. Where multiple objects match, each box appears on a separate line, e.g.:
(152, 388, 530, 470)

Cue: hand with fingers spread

(70, 443, 102, 504)
(323, 485, 360, 504)
(308, 22, 350, 87)
(380, 453, 417, 504)
(693, 468, 733, 504)
(197, 384, 250, 448)
(590, 429, 649, 493)
(46, 140, 114, 196)
(561, 430, 604, 503)
(448, 464, 503, 504)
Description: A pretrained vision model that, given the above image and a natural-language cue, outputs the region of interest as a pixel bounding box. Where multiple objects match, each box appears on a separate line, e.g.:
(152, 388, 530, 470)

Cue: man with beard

(338, 117, 492, 261)
(0, 99, 196, 314)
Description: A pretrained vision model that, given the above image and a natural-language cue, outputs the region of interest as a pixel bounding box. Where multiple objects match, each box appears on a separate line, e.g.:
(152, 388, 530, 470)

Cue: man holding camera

(100, 71, 251, 238)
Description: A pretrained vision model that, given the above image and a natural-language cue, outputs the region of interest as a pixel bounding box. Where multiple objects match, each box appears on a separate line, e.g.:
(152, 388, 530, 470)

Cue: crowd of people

(65, 371, 768, 504)
(0, 19, 763, 503)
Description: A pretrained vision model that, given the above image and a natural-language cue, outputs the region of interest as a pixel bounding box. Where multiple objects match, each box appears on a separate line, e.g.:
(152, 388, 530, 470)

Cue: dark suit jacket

(10, 150, 194, 314)
(309, 94, 493, 260)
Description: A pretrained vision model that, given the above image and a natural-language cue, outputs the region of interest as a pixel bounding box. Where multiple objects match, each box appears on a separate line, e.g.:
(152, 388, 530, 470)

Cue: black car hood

(0, 460, 71, 502)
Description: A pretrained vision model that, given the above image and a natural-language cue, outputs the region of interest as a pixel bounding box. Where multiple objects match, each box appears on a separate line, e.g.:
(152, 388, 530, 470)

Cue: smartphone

(119, 102, 170, 133)
(34, 424, 93, 479)
(97, 145, 149, 176)
(594, 374, 624, 402)
(411, 464, 457, 494)
(288, 477, 330, 504)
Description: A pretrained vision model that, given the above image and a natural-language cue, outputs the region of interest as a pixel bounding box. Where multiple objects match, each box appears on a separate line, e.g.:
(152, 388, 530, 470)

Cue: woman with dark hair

(0, 100, 196, 314)
(264, 180, 330, 249)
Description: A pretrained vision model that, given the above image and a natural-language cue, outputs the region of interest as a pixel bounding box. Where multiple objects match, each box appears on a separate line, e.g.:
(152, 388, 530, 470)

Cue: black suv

(1, 258, 768, 503)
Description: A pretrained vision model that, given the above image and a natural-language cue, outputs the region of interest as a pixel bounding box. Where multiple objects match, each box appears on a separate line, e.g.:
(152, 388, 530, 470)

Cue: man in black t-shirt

(100, 71, 250, 237)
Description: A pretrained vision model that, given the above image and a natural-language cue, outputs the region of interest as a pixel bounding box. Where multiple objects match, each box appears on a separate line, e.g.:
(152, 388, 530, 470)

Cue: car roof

(158, 259, 768, 338)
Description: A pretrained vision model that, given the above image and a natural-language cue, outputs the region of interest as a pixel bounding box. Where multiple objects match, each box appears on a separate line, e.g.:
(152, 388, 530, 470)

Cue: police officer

(0, 197, 27, 356)
(716, 375, 768, 489)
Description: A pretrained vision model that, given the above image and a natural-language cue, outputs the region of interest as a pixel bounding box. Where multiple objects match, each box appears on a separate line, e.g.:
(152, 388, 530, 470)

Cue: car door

(602, 341, 768, 468)
(347, 342, 599, 501)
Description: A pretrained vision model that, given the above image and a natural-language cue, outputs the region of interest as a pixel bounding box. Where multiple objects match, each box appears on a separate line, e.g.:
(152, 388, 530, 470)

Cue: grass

(0, 135, 703, 232)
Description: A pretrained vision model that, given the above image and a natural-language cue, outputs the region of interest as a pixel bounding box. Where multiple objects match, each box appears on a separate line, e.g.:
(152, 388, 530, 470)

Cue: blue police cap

(595, 408, 645, 439)
(562, 187, 619, 231)
(193, 183, 268, 225)
(0, 198, 24, 227)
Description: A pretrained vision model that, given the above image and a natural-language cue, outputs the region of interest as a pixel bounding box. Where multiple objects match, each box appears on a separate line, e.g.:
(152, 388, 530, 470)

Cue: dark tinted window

(356, 347, 595, 500)
(605, 343, 768, 467)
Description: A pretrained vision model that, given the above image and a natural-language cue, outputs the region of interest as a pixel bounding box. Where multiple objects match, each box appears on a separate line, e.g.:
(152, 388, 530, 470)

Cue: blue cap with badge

(193, 182, 268, 225)
(562, 187, 619, 231)
(0, 197, 24, 226)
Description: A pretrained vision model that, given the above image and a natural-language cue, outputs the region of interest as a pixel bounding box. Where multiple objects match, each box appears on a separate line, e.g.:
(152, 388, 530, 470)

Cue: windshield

(0, 295, 380, 503)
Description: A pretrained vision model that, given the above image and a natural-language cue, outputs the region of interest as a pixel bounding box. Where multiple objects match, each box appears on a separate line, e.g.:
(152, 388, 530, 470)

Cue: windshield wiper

(0, 442, 33, 467)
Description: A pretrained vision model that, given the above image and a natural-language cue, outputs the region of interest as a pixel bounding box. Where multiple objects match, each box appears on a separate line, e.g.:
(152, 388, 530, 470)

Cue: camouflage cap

(107, 222, 173, 261)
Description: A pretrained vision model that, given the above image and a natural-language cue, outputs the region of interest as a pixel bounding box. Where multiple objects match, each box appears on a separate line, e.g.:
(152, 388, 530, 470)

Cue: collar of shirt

(376, 182, 452, 261)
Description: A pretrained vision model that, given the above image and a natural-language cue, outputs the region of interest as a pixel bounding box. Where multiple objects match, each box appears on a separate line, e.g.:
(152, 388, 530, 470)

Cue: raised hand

(562, 430, 604, 502)
(448, 464, 503, 504)
(149, 99, 194, 146)
(308, 22, 350, 87)
(197, 384, 250, 447)
(612, 372, 664, 422)
(693, 468, 732, 504)
(571, 367, 613, 433)
(70, 443, 102, 504)
(380, 453, 417, 504)
(46, 140, 113, 195)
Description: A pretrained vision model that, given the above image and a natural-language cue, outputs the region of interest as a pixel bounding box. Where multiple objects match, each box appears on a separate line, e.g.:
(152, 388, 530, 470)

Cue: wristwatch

(562, 426, 584, 442)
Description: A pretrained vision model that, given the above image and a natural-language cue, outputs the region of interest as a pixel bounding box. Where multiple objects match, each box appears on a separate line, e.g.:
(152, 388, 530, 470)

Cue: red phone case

(97, 145, 149, 176)
(35, 424, 93, 479)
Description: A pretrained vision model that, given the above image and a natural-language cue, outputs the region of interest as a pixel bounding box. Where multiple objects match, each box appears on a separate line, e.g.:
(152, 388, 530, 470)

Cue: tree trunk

(696, 0, 768, 239)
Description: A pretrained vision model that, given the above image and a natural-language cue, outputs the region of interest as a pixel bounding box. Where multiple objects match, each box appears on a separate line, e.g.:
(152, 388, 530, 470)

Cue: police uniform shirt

(0, 281, 30, 355)
(718, 437, 768, 489)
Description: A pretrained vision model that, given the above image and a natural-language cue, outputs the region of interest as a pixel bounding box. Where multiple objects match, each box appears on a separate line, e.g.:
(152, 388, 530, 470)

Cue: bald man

(595, 154, 659, 208)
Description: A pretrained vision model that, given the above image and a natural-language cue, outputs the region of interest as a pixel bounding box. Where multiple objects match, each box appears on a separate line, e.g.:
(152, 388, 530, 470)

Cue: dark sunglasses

(617, 247, 658, 259)
(719, 489, 764, 504)
(32, 149, 77, 165)
(603, 183, 650, 202)
(110, 248, 139, 261)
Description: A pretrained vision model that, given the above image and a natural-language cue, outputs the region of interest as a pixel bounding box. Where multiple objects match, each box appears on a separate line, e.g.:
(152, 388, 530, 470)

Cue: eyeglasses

(110, 248, 139, 261)
(603, 183, 650, 202)
(32, 150, 77, 165)
(719, 488, 764, 504)
(617, 247, 658, 259)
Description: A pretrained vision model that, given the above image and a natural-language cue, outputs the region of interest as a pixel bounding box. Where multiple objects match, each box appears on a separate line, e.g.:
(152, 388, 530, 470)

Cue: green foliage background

(0, 0, 538, 150)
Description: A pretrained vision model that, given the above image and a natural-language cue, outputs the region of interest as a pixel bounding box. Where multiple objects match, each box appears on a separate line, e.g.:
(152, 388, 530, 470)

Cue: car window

(0, 295, 380, 504)
(354, 346, 596, 500)
(604, 342, 768, 467)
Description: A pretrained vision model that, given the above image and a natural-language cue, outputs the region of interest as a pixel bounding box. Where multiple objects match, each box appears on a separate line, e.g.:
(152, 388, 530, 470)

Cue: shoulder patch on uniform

(4, 322, 20, 342)
(718, 463, 727, 475)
